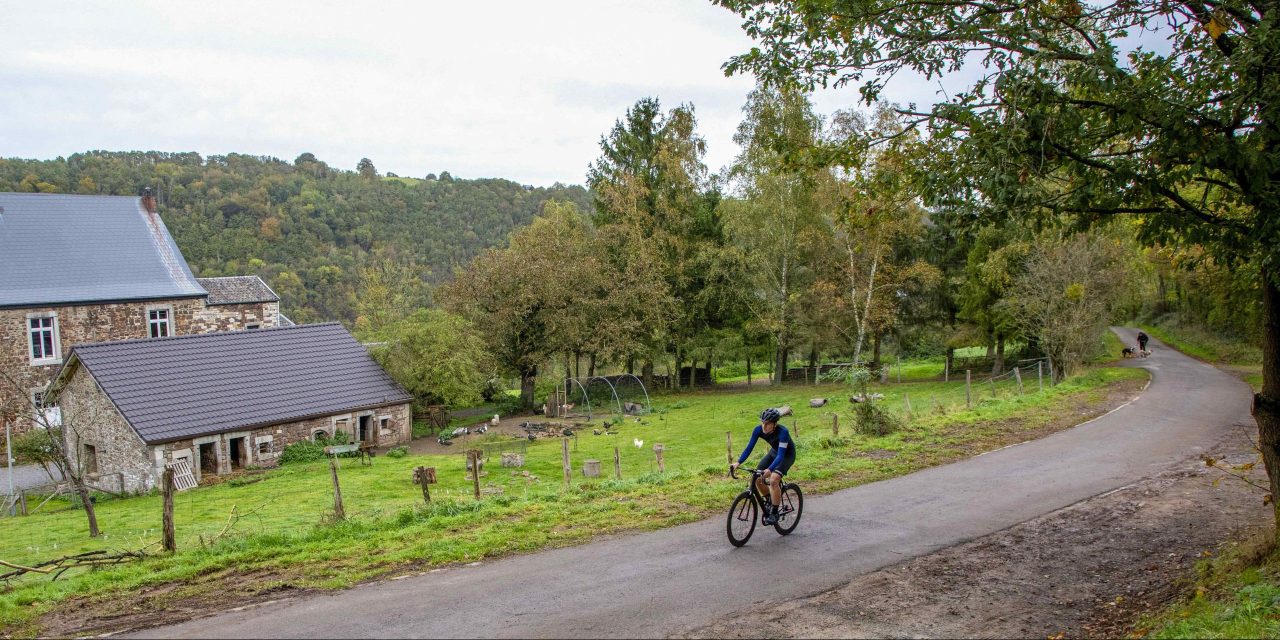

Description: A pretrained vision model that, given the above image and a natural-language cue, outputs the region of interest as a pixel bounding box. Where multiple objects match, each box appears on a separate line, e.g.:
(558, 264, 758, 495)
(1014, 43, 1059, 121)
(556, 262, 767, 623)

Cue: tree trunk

(520, 366, 537, 409)
(588, 353, 596, 378)
(872, 334, 882, 374)
(689, 359, 696, 388)
(746, 355, 752, 386)
(627, 358, 634, 375)
(985, 334, 995, 358)
(642, 360, 653, 390)
(674, 347, 683, 391)
(774, 342, 788, 385)
(992, 333, 1005, 375)
(1253, 274, 1280, 534)
(72, 476, 100, 537)
(808, 348, 818, 383)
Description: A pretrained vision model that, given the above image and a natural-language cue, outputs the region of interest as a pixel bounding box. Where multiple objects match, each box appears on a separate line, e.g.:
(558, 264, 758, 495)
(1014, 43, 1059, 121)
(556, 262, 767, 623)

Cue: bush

(385, 446, 409, 458)
(278, 432, 352, 465)
(853, 401, 901, 437)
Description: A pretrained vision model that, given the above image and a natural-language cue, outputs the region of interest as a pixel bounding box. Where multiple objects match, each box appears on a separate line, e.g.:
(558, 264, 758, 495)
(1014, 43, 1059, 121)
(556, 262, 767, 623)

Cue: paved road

(1, 463, 60, 495)
(137, 328, 1254, 639)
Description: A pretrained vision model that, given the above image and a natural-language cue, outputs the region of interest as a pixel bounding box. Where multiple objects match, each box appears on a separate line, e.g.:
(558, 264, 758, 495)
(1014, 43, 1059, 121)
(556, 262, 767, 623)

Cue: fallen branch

(0, 548, 153, 583)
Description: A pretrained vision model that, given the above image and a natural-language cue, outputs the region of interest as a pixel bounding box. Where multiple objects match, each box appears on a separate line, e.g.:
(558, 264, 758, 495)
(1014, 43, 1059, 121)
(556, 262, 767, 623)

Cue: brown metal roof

(63, 323, 412, 444)
(196, 276, 280, 305)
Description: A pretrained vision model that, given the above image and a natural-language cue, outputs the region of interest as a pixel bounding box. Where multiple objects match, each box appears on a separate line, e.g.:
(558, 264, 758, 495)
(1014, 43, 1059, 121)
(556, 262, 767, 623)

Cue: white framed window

(378, 416, 391, 435)
(147, 306, 172, 338)
(26, 313, 61, 365)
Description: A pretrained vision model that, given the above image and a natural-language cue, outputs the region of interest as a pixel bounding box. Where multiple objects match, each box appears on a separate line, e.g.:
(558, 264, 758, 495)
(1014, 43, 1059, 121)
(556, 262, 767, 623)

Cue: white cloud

(2, 0, 1090, 185)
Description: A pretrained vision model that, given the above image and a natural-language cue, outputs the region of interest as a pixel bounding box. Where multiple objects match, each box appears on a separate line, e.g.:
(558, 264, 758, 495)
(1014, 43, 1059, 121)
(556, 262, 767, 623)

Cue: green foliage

(278, 432, 350, 465)
(1144, 540, 1280, 639)
(9, 428, 61, 468)
(852, 401, 901, 437)
(365, 309, 492, 409)
(0, 151, 592, 324)
(384, 446, 409, 459)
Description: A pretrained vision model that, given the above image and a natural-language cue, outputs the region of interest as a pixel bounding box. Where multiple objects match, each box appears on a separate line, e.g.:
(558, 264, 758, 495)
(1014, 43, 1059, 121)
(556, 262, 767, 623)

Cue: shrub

(278, 432, 353, 465)
(385, 446, 409, 458)
(853, 401, 901, 437)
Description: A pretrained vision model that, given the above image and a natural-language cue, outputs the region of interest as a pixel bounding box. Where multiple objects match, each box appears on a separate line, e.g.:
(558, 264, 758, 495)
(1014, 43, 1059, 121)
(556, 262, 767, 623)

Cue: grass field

(0, 364, 1146, 635)
(1139, 537, 1280, 638)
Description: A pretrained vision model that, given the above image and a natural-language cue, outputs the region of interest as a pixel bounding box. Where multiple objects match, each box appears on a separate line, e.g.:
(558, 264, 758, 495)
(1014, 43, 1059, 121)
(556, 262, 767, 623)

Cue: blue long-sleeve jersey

(737, 424, 795, 471)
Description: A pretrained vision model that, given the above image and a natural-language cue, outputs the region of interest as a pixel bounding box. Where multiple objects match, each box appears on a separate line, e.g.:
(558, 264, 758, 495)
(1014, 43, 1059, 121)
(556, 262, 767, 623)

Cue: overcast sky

(0, 1, 983, 186)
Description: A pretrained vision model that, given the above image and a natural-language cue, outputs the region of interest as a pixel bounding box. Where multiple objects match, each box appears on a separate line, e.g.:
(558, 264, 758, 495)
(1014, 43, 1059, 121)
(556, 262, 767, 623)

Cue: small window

(257, 440, 273, 456)
(82, 444, 99, 475)
(378, 416, 391, 434)
(148, 307, 172, 338)
(246, 324, 260, 330)
(312, 429, 328, 441)
(27, 314, 60, 364)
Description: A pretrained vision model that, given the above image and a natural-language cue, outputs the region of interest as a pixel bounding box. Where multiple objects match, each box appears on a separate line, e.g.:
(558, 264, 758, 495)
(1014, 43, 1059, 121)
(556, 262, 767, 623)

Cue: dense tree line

(0, 151, 591, 324)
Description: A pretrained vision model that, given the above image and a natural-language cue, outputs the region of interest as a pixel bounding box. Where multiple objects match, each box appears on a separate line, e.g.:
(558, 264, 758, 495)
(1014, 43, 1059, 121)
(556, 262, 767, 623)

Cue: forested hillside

(0, 151, 592, 323)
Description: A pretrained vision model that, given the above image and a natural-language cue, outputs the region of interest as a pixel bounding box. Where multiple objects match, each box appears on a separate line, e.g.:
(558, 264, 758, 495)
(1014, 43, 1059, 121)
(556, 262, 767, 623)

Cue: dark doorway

(357, 415, 372, 443)
(228, 437, 246, 469)
(198, 442, 217, 475)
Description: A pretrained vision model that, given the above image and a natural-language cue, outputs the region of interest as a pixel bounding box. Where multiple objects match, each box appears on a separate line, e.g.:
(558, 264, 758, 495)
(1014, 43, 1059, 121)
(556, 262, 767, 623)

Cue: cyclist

(730, 407, 796, 525)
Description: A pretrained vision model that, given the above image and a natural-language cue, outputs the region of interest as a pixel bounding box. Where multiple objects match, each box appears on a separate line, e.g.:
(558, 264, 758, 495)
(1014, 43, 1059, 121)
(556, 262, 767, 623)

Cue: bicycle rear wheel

(773, 483, 803, 535)
(726, 492, 757, 547)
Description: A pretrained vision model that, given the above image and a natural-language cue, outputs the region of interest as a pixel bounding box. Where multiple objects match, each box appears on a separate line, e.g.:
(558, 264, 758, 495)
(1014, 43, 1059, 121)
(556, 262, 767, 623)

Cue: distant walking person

(1137, 331, 1149, 352)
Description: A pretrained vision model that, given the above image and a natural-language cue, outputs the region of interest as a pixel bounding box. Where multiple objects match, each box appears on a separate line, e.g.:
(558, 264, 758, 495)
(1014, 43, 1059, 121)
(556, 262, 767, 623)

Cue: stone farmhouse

(49, 323, 413, 493)
(0, 191, 283, 431)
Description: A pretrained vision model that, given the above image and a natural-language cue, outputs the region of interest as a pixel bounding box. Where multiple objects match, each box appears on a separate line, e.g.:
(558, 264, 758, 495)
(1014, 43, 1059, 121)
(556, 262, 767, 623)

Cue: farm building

(0, 191, 283, 437)
(49, 323, 413, 493)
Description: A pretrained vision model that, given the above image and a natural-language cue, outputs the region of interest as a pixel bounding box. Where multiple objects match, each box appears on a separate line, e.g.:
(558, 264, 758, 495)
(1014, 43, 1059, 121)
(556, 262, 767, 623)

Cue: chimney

(141, 187, 157, 214)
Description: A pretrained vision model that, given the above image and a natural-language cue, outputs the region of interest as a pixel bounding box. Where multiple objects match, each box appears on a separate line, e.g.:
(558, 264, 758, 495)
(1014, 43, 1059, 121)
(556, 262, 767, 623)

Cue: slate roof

(60, 323, 412, 444)
(196, 276, 280, 305)
(0, 192, 207, 308)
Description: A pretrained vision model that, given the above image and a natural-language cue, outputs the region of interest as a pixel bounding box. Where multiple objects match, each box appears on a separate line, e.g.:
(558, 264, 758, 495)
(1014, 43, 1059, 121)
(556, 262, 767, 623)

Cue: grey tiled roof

(63, 323, 412, 444)
(0, 193, 207, 308)
(197, 276, 280, 305)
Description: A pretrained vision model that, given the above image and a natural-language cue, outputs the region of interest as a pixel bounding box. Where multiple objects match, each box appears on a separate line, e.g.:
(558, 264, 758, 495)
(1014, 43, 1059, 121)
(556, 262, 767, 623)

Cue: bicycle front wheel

(726, 491, 757, 547)
(773, 483, 803, 535)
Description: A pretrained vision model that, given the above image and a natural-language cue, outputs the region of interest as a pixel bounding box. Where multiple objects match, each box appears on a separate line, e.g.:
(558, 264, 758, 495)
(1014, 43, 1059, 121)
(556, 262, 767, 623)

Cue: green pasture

(0, 365, 1146, 635)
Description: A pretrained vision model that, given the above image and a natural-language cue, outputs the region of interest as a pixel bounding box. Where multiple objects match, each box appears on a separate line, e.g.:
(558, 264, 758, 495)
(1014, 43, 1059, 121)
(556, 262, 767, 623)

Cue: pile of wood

(0, 548, 152, 582)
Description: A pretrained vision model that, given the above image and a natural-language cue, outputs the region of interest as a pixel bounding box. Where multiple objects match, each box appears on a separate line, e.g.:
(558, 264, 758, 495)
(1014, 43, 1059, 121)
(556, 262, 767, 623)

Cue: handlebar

(729, 466, 765, 480)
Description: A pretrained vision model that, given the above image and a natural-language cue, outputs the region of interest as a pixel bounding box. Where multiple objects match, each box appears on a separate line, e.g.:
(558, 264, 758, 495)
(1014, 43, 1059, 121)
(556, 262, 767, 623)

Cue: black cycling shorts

(757, 449, 795, 476)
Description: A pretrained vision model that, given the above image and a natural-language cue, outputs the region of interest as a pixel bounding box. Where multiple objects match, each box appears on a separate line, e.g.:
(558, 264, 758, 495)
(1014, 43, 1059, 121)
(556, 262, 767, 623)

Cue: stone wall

(152, 402, 412, 484)
(59, 363, 155, 494)
(0, 298, 205, 439)
(1, 297, 280, 441)
(192, 301, 280, 333)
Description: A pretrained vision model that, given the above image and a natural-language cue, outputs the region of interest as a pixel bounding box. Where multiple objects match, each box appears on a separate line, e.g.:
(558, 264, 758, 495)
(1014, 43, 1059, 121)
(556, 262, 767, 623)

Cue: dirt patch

(682, 426, 1272, 639)
(36, 568, 311, 638)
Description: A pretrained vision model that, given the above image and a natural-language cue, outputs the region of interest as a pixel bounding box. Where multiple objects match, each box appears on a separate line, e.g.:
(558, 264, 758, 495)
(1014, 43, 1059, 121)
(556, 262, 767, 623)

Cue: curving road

(135, 328, 1254, 639)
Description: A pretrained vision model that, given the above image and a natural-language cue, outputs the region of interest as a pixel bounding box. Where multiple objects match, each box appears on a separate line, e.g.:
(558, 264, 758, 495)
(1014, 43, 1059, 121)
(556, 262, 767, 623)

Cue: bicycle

(726, 467, 803, 547)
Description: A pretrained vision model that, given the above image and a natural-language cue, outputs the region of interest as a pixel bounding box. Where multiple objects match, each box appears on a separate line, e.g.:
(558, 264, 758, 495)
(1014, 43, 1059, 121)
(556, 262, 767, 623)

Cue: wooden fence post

(1013, 367, 1024, 395)
(417, 466, 432, 503)
(471, 451, 481, 500)
(965, 370, 972, 408)
(944, 357, 950, 382)
(831, 414, 839, 437)
(1038, 361, 1044, 392)
(613, 446, 622, 480)
(162, 468, 175, 553)
(562, 438, 571, 487)
(1048, 359, 1056, 385)
(896, 356, 902, 383)
(904, 393, 912, 418)
(725, 431, 733, 466)
(653, 444, 665, 473)
(328, 456, 345, 521)
(989, 378, 997, 399)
